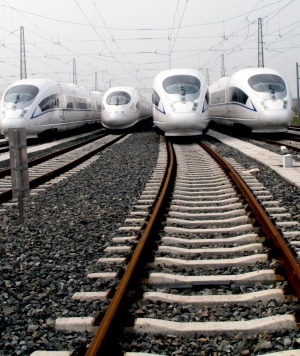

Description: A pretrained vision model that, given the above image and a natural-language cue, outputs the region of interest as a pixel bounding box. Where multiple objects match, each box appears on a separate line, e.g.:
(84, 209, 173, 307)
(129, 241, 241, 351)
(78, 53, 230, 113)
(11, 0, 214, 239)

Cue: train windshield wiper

(14, 93, 20, 104)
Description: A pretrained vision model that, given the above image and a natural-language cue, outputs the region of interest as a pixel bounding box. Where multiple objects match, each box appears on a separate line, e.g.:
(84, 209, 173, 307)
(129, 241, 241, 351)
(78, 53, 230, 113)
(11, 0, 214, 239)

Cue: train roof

(209, 67, 286, 91)
(3, 78, 102, 96)
(154, 68, 204, 82)
(103, 86, 140, 98)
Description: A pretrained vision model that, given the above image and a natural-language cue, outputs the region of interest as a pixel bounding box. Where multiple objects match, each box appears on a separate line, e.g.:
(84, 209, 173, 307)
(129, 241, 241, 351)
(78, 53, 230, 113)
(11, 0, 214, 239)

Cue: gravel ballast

(1, 128, 300, 355)
(0, 130, 159, 355)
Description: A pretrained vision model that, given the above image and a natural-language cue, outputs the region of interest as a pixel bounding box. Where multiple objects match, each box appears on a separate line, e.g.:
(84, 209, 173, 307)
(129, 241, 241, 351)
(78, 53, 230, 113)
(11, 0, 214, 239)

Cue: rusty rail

(200, 141, 300, 300)
(86, 140, 176, 355)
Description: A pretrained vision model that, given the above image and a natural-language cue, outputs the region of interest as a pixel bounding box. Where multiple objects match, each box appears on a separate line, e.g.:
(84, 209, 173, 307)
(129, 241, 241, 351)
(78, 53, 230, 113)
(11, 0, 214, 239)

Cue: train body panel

(0, 78, 103, 139)
(101, 86, 151, 130)
(152, 68, 210, 136)
(209, 67, 293, 133)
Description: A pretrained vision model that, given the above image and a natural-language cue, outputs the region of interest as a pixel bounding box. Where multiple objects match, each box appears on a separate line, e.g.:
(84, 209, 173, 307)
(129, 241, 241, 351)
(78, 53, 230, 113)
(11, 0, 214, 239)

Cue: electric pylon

(258, 18, 264, 68)
(73, 58, 77, 85)
(221, 54, 225, 77)
(20, 26, 27, 79)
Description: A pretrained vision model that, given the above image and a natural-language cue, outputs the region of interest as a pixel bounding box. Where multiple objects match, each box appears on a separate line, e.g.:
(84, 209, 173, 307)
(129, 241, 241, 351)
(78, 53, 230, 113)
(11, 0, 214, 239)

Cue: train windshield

(4, 85, 39, 103)
(106, 91, 131, 105)
(248, 74, 285, 93)
(163, 75, 200, 95)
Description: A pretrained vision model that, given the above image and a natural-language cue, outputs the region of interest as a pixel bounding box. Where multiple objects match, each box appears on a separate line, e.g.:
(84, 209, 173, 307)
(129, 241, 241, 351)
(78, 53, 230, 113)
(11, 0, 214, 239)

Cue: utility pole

(221, 54, 225, 77)
(20, 26, 27, 79)
(95, 72, 98, 91)
(297, 62, 300, 121)
(258, 18, 264, 68)
(73, 58, 77, 85)
(206, 68, 209, 86)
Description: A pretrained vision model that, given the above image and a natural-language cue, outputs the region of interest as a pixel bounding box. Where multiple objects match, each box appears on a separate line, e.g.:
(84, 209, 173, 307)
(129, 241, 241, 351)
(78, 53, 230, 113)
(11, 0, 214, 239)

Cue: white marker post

(8, 128, 30, 224)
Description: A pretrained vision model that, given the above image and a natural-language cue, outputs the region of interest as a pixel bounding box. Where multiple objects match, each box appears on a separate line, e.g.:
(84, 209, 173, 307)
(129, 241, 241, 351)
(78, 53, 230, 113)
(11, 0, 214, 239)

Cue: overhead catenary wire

(0, 0, 298, 93)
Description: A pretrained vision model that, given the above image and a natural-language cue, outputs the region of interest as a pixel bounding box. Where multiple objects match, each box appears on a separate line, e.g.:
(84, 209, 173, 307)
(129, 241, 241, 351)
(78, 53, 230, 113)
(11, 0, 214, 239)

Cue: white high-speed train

(0, 78, 103, 139)
(209, 67, 293, 133)
(101, 86, 152, 130)
(152, 68, 210, 136)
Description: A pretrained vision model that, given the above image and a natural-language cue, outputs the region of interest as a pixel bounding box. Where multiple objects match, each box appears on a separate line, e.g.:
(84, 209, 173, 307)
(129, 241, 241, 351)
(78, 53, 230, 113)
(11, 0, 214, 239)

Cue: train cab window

(229, 87, 248, 105)
(152, 90, 160, 106)
(4, 85, 39, 103)
(163, 75, 200, 95)
(205, 90, 210, 105)
(39, 94, 60, 112)
(106, 91, 131, 105)
(248, 74, 285, 93)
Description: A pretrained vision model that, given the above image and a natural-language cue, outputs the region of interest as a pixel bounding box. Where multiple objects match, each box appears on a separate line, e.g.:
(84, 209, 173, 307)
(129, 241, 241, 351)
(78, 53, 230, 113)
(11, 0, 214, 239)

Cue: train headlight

(170, 103, 176, 112)
(192, 103, 198, 112)
(283, 100, 288, 109)
(261, 101, 268, 109)
(19, 109, 28, 118)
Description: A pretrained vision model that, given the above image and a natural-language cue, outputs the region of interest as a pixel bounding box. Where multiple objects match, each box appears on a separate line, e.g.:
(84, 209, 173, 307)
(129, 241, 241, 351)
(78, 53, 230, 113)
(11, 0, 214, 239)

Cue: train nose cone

(258, 109, 292, 132)
(102, 113, 126, 128)
(165, 112, 209, 136)
(0, 116, 29, 137)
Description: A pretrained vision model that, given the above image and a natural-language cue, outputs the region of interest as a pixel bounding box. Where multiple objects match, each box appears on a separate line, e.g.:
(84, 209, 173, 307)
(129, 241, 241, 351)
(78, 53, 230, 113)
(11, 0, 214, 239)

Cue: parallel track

(0, 133, 127, 205)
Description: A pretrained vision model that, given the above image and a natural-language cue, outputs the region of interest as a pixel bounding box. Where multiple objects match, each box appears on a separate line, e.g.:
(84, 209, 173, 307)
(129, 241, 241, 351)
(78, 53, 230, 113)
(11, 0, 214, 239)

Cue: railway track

(289, 125, 300, 132)
(208, 125, 300, 158)
(258, 135, 300, 153)
(0, 132, 127, 206)
(39, 137, 300, 355)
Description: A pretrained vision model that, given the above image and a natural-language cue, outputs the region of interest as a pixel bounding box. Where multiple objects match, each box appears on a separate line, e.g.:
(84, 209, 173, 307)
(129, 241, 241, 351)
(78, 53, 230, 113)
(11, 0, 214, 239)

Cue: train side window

(229, 87, 248, 104)
(211, 89, 225, 105)
(75, 98, 88, 109)
(77, 102, 87, 109)
(66, 96, 74, 108)
(39, 94, 60, 112)
(152, 90, 160, 106)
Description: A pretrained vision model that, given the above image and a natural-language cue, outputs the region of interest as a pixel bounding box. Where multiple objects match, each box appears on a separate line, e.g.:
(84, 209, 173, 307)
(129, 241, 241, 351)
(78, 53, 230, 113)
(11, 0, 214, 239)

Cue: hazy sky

(0, 0, 299, 96)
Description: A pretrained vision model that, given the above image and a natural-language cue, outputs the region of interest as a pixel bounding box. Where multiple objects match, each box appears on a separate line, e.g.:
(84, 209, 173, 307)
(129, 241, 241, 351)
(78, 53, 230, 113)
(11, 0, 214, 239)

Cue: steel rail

(0, 133, 127, 205)
(259, 136, 300, 150)
(0, 132, 108, 179)
(289, 125, 300, 131)
(200, 141, 300, 300)
(86, 140, 176, 355)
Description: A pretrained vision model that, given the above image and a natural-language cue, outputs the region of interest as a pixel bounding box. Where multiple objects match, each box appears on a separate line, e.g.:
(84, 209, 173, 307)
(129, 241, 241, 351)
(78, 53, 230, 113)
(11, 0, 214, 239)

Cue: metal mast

(95, 72, 98, 91)
(297, 63, 300, 121)
(20, 26, 27, 79)
(258, 18, 264, 68)
(73, 58, 77, 85)
(206, 68, 209, 86)
(221, 54, 225, 77)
